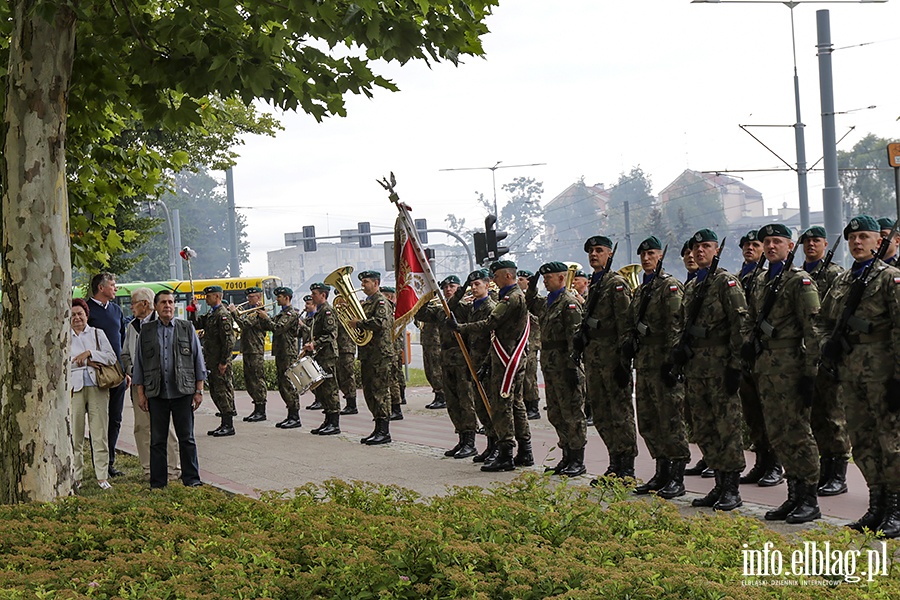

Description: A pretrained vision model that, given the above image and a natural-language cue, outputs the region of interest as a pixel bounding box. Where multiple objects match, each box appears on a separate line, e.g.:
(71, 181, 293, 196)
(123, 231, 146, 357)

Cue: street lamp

(692, 0, 888, 231)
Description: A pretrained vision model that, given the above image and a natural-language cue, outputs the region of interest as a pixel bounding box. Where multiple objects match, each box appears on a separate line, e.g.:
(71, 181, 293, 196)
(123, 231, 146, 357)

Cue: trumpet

(233, 302, 275, 316)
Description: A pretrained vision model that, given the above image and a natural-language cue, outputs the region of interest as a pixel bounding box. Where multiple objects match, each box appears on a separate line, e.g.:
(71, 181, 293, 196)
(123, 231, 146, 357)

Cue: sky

(229, 0, 900, 276)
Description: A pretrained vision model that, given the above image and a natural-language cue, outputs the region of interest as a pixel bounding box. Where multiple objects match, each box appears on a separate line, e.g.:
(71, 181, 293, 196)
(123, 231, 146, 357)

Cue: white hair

(130, 287, 154, 305)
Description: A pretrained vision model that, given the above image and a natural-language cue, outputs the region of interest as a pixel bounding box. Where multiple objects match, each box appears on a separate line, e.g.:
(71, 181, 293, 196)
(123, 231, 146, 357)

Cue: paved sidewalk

(117, 386, 867, 525)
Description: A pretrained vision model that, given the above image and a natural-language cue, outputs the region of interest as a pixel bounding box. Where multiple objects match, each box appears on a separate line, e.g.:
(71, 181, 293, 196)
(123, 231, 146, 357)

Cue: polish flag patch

(727, 280, 737, 287)
(568, 303, 577, 309)
(802, 278, 812, 285)
(669, 285, 678, 292)
(615, 285, 624, 291)
(894, 277, 900, 284)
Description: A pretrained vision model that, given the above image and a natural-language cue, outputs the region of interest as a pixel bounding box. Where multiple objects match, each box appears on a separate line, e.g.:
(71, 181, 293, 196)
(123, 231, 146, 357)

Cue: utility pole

(226, 167, 240, 277)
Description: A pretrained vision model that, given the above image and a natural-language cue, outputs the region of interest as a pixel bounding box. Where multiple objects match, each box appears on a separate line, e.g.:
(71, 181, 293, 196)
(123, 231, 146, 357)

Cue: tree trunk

(1, 1, 77, 503)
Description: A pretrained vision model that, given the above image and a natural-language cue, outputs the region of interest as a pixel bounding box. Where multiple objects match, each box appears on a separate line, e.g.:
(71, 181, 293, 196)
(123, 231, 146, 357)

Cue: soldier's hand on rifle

(613, 363, 630, 389)
(724, 366, 741, 395)
(660, 363, 677, 389)
(476, 362, 491, 382)
(797, 375, 816, 408)
(886, 379, 900, 412)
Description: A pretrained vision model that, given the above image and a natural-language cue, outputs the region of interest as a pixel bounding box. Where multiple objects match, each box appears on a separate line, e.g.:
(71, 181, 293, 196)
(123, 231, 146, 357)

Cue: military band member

(302, 294, 322, 411)
(526, 262, 587, 477)
(517, 269, 542, 420)
(819, 215, 900, 537)
(800, 225, 850, 496)
(879, 217, 900, 266)
(572, 269, 589, 305)
(190, 285, 236, 437)
(746, 224, 822, 523)
(581, 235, 637, 480)
(381, 286, 405, 419)
(626, 236, 690, 499)
(680, 239, 707, 477)
(348, 270, 395, 445)
(420, 315, 446, 409)
(259, 287, 303, 429)
(674, 229, 749, 511)
(336, 323, 359, 415)
(305, 283, 341, 435)
(228, 286, 268, 422)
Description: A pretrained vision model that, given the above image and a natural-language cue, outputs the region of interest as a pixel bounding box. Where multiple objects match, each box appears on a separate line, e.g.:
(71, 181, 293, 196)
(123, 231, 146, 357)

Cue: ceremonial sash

(491, 318, 530, 398)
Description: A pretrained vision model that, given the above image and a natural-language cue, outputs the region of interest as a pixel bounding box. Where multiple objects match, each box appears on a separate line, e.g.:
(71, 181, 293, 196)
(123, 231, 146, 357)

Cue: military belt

(542, 340, 569, 351)
(691, 335, 729, 348)
(760, 337, 802, 350)
(587, 327, 616, 340)
(846, 330, 891, 345)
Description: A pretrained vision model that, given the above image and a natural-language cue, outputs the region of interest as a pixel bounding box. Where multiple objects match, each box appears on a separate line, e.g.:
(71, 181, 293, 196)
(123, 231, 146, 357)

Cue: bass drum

(286, 356, 328, 395)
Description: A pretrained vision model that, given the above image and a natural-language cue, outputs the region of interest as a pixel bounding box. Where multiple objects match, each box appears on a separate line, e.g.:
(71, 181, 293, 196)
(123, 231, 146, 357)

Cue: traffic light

(474, 232, 488, 265)
(302, 225, 316, 252)
(485, 214, 509, 260)
(358, 222, 372, 248)
(415, 218, 428, 244)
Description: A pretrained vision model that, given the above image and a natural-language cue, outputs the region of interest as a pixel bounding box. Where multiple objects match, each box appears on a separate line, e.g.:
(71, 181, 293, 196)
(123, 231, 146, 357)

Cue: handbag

(91, 330, 125, 389)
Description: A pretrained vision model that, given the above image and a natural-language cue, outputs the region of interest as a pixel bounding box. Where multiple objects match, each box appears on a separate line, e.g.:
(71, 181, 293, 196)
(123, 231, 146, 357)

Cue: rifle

(572, 242, 618, 362)
(745, 243, 798, 361)
(742, 257, 767, 303)
(809, 235, 841, 284)
(672, 237, 727, 365)
(820, 221, 900, 377)
(629, 244, 668, 356)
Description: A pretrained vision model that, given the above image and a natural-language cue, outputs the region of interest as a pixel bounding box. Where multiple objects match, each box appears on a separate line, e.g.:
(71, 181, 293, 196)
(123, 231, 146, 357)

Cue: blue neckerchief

(767, 261, 785, 281)
(473, 296, 488, 311)
(546, 288, 565, 307)
(886, 254, 897, 265)
(307, 309, 317, 317)
(499, 283, 517, 297)
(280, 305, 292, 314)
(591, 270, 605, 285)
(208, 304, 221, 312)
(851, 258, 875, 278)
(803, 259, 822, 273)
(695, 267, 710, 283)
(642, 272, 656, 286)
(739, 262, 758, 278)
(686, 271, 697, 283)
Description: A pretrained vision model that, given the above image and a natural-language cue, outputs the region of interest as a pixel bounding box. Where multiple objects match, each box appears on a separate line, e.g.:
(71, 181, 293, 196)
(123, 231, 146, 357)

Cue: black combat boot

(701, 466, 716, 478)
(739, 452, 766, 484)
(602, 454, 620, 477)
(360, 421, 378, 444)
(685, 457, 708, 477)
(877, 491, 900, 539)
(444, 433, 464, 457)
(364, 419, 392, 445)
(657, 460, 687, 499)
(473, 437, 497, 463)
(757, 455, 784, 487)
(635, 458, 670, 495)
(765, 479, 799, 521)
(560, 448, 587, 477)
(713, 471, 743, 511)
(786, 481, 821, 524)
(692, 471, 723, 508)
(481, 440, 516, 472)
(616, 455, 636, 480)
(400, 389, 407, 405)
(208, 413, 235, 437)
(818, 457, 848, 496)
(425, 392, 446, 409)
(513, 438, 534, 467)
(584, 402, 593, 427)
(545, 447, 570, 474)
(278, 408, 302, 429)
(848, 486, 886, 532)
(817, 456, 833, 489)
(454, 431, 478, 460)
(389, 403, 404, 421)
(244, 405, 267, 422)
(340, 396, 359, 415)
(305, 398, 323, 411)
(316, 413, 341, 436)
(525, 400, 541, 420)
(310, 414, 329, 434)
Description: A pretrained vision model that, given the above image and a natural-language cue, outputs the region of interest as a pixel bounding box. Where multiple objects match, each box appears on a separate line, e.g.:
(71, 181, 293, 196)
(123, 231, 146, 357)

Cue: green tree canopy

(838, 133, 900, 218)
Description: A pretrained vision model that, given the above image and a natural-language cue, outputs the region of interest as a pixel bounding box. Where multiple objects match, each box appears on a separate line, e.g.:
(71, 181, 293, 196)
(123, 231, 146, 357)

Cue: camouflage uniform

(419, 320, 444, 395)
(523, 313, 541, 412)
(192, 305, 236, 416)
(262, 307, 303, 411)
(336, 325, 357, 401)
(233, 309, 268, 407)
(738, 262, 773, 464)
(356, 291, 394, 420)
(309, 301, 340, 414)
(390, 323, 406, 406)
(460, 293, 498, 437)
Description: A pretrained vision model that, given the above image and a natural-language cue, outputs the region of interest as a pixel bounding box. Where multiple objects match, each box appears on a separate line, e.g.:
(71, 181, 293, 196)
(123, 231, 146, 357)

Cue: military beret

(517, 269, 534, 278)
(309, 282, 331, 293)
(757, 223, 792, 241)
(799, 225, 827, 242)
(203, 285, 224, 294)
(877, 217, 896, 231)
(538, 261, 568, 275)
(489, 260, 517, 273)
(245, 286, 263, 294)
(739, 230, 759, 248)
(380, 286, 395, 293)
(468, 269, 491, 282)
(584, 235, 612, 252)
(274, 286, 293, 298)
(843, 215, 880, 240)
(302, 294, 313, 302)
(574, 269, 588, 279)
(689, 228, 718, 248)
(681, 240, 692, 257)
(358, 270, 381, 281)
(636, 236, 662, 255)
(440, 275, 461, 287)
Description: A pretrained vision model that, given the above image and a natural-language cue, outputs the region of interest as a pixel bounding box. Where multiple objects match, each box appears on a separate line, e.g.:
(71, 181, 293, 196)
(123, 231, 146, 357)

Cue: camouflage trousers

(541, 362, 587, 450)
(488, 356, 530, 444)
(390, 353, 406, 405)
(360, 357, 392, 420)
(585, 344, 637, 457)
(684, 376, 745, 472)
(207, 363, 235, 415)
(312, 358, 341, 414)
(740, 370, 771, 455)
(243, 353, 268, 405)
(841, 377, 900, 488)
(275, 357, 300, 411)
(336, 352, 357, 400)
(635, 367, 689, 461)
(444, 363, 477, 433)
(755, 371, 820, 485)
(422, 344, 443, 394)
(523, 348, 540, 407)
(811, 375, 851, 459)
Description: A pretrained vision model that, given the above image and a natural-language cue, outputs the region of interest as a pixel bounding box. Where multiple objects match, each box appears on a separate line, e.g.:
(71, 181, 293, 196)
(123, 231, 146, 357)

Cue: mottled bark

(1, 1, 77, 503)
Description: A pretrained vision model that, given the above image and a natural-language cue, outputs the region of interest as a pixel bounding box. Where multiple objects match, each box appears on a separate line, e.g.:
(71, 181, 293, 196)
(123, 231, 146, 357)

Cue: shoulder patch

(378, 300, 385, 305)
(615, 285, 624, 291)
(894, 277, 900, 284)
(727, 280, 737, 287)
(802, 278, 812, 285)
(669, 285, 678, 292)
(567, 303, 577, 309)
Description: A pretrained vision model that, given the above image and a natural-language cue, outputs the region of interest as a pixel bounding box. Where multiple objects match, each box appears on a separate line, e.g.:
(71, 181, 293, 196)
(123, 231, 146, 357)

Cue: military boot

(454, 431, 478, 460)
(208, 414, 235, 437)
(786, 482, 821, 524)
(444, 433, 464, 457)
(481, 440, 516, 472)
(713, 471, 743, 511)
(817, 456, 833, 489)
(584, 402, 594, 427)
(757, 455, 784, 487)
(364, 419, 392, 445)
(425, 392, 446, 409)
(602, 454, 620, 477)
(877, 491, 900, 539)
(525, 400, 541, 420)
(692, 471, 723, 508)
(616, 455, 636, 480)
(310, 414, 329, 434)
(278, 409, 302, 429)
(701, 466, 716, 478)
(360, 421, 378, 444)
(765, 479, 799, 521)
(848, 486, 886, 532)
(634, 458, 670, 495)
(657, 460, 687, 499)
(739, 452, 766, 484)
(473, 437, 497, 464)
(340, 396, 359, 415)
(244, 405, 267, 422)
(400, 389, 407, 405)
(684, 457, 708, 477)
(305, 398, 323, 411)
(560, 447, 587, 477)
(389, 403, 404, 421)
(818, 457, 848, 496)
(545, 447, 570, 474)
(513, 438, 534, 467)
(316, 413, 341, 436)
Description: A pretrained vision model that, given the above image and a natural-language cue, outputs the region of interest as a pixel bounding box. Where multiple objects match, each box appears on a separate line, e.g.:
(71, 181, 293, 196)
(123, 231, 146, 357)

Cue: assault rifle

(742, 257, 767, 303)
(745, 243, 798, 362)
(572, 242, 618, 363)
(672, 238, 727, 365)
(627, 244, 668, 357)
(809, 235, 841, 284)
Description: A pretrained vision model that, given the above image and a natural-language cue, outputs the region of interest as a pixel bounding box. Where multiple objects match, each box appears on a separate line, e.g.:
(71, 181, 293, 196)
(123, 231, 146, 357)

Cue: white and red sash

(491, 318, 530, 398)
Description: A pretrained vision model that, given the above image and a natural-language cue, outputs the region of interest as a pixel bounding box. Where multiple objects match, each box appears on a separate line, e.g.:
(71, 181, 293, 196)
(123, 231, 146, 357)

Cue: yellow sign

(888, 143, 900, 168)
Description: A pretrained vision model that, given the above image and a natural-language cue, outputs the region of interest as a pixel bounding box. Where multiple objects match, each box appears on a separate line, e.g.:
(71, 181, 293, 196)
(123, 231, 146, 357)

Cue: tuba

(563, 262, 583, 292)
(324, 266, 373, 346)
(616, 264, 643, 291)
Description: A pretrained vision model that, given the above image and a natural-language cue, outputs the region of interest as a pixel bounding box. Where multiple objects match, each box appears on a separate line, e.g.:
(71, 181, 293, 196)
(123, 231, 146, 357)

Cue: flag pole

(378, 173, 493, 420)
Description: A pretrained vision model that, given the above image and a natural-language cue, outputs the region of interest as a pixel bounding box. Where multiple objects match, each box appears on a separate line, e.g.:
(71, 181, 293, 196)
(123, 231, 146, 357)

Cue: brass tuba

(563, 262, 583, 292)
(616, 264, 643, 291)
(324, 266, 373, 346)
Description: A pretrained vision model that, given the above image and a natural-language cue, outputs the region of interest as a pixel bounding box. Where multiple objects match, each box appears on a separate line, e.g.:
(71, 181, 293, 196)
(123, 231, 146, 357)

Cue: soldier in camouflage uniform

(680, 240, 708, 477)
(381, 287, 405, 420)
(879, 217, 900, 267)
(526, 262, 587, 477)
(190, 285, 236, 437)
(579, 235, 637, 481)
(305, 283, 342, 436)
(673, 229, 749, 511)
(336, 323, 359, 415)
(624, 236, 690, 499)
(301, 295, 323, 411)
(229, 286, 269, 422)
(746, 224, 822, 523)
(348, 270, 395, 445)
(800, 225, 850, 496)
(517, 270, 542, 420)
(453, 260, 531, 472)
(420, 317, 445, 409)
(820, 215, 900, 537)
(259, 286, 304, 429)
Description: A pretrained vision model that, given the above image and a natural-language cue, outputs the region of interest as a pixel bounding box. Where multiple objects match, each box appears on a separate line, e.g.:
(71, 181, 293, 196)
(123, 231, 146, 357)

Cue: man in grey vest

(134, 290, 207, 489)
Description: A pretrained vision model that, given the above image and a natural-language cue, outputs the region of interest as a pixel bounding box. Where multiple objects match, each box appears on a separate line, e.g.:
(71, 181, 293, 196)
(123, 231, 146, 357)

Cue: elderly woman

(70, 298, 117, 490)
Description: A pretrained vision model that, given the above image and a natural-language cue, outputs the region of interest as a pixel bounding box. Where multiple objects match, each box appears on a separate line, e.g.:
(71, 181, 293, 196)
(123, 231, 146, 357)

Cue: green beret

(245, 286, 262, 294)
(203, 285, 223, 294)
(757, 223, 792, 241)
(517, 269, 534, 278)
(574, 269, 587, 279)
(309, 282, 331, 293)
(539, 261, 568, 275)
(636, 236, 662, 255)
(440, 275, 461, 287)
(380, 286, 395, 294)
(739, 230, 759, 248)
(843, 215, 880, 240)
(799, 225, 827, 242)
(274, 286, 293, 298)
(584, 235, 612, 252)
(303, 294, 313, 302)
(689, 228, 718, 248)
(877, 217, 896, 231)
(468, 269, 491, 282)
(489, 260, 517, 273)
(681, 240, 692, 257)
(358, 270, 381, 281)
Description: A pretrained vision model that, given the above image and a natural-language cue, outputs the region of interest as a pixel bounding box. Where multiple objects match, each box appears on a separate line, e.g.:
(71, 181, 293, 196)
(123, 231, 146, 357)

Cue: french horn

(324, 266, 373, 346)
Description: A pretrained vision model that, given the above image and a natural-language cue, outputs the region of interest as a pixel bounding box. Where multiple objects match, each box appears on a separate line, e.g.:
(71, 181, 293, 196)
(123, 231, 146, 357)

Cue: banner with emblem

(392, 205, 439, 340)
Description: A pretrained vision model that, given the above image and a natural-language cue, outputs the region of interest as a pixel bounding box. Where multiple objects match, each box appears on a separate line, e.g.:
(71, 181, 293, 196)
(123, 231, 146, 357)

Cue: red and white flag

(393, 206, 439, 340)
